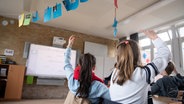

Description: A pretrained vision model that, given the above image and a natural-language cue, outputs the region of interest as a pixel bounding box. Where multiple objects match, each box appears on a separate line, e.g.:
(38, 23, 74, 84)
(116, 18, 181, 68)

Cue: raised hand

(142, 30, 158, 40)
(67, 35, 75, 48)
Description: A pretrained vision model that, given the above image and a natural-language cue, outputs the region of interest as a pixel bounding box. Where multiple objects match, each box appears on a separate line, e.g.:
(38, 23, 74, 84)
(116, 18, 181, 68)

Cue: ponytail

(116, 40, 142, 85)
(76, 53, 96, 98)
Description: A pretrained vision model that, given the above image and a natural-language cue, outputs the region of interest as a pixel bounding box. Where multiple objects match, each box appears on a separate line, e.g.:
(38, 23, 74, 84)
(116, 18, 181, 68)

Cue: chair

(64, 91, 91, 104)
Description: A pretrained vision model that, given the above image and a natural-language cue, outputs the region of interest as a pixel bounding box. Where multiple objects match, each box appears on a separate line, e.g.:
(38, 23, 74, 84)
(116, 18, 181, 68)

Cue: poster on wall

(4, 49, 14, 56)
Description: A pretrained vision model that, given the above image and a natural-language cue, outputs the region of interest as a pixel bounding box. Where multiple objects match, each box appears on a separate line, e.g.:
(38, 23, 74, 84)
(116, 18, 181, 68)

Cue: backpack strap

(147, 63, 159, 76)
(144, 66, 151, 84)
(144, 62, 159, 84)
(143, 65, 153, 104)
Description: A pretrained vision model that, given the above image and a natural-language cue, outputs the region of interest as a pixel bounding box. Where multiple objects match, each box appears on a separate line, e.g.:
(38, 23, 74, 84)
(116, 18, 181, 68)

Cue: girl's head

(116, 40, 141, 85)
(162, 61, 175, 76)
(76, 53, 96, 98)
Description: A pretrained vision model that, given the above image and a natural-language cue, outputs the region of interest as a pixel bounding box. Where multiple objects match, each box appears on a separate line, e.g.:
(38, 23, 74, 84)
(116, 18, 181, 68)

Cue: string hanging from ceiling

(112, 0, 118, 37)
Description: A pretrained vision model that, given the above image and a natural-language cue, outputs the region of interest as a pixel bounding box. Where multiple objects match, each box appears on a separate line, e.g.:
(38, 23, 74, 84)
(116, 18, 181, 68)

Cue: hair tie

(124, 41, 129, 44)
(117, 40, 129, 48)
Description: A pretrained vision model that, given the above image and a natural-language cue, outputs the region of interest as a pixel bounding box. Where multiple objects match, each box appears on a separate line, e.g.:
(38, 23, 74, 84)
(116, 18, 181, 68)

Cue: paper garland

(18, 13, 24, 27)
(18, 0, 88, 27)
(53, 3, 62, 19)
(32, 11, 40, 22)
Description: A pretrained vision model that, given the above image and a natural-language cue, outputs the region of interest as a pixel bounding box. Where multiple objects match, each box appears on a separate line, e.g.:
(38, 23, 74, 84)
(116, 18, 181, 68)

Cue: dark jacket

(151, 74, 184, 98)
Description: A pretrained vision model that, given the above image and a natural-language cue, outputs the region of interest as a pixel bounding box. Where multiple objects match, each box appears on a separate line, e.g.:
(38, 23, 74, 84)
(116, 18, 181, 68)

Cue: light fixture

(119, 0, 176, 25)
(2, 20, 8, 26)
(10, 20, 15, 24)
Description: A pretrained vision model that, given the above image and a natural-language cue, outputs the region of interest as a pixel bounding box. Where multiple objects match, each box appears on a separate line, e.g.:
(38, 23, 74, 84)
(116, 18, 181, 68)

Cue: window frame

(175, 24, 184, 72)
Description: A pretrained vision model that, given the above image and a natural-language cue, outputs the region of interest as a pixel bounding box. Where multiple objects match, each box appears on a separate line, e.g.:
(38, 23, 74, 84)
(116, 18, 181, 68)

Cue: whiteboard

(26, 44, 76, 78)
(84, 41, 107, 56)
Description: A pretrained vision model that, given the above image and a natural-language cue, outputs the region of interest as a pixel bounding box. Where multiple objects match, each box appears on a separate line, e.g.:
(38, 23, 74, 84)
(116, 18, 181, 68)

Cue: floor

(0, 99, 66, 104)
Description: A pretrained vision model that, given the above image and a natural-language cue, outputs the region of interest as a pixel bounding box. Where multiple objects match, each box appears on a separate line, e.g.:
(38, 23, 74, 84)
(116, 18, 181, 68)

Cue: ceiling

(0, 0, 184, 40)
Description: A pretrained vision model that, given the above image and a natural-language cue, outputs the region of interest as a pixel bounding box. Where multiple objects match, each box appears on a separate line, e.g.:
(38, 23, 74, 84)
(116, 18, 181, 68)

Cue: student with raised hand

(109, 30, 171, 104)
(64, 35, 110, 104)
(73, 64, 104, 83)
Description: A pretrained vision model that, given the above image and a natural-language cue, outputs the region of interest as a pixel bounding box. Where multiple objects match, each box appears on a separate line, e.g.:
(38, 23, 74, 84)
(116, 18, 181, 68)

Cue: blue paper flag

(63, 0, 79, 11)
(70, 0, 79, 10)
(112, 18, 118, 27)
(63, 0, 70, 11)
(44, 7, 52, 22)
(53, 3, 62, 19)
(80, 0, 88, 3)
(32, 11, 40, 22)
(114, 28, 117, 37)
(143, 53, 147, 59)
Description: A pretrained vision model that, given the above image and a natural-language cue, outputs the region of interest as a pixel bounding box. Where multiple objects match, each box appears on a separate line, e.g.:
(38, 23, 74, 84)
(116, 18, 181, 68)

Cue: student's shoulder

(91, 80, 104, 85)
(157, 76, 172, 83)
(131, 67, 147, 81)
(91, 81, 107, 88)
(133, 67, 146, 75)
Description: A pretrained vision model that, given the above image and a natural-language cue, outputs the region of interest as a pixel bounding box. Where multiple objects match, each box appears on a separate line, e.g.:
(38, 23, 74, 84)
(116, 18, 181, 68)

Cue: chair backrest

(64, 91, 91, 104)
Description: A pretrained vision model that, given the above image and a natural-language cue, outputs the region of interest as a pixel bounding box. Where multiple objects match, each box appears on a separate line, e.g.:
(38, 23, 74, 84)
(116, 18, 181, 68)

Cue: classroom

(0, 0, 184, 104)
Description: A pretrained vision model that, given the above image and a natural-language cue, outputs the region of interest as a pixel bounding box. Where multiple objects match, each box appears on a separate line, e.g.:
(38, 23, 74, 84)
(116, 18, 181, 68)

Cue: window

(182, 43, 184, 69)
(157, 32, 171, 41)
(167, 45, 171, 52)
(179, 27, 184, 37)
(141, 49, 151, 65)
(138, 20, 184, 74)
(139, 38, 151, 47)
(178, 26, 184, 71)
(168, 30, 173, 39)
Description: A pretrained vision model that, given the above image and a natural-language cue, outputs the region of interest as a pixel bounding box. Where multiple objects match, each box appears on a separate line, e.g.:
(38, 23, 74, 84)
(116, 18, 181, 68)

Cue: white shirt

(109, 38, 171, 104)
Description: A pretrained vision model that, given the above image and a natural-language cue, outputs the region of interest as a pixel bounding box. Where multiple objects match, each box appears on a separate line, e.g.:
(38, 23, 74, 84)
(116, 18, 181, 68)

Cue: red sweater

(74, 66, 104, 83)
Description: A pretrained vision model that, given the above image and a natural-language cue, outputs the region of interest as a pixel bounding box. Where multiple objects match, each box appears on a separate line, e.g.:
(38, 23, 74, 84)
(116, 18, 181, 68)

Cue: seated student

(109, 30, 171, 104)
(153, 61, 175, 82)
(74, 64, 104, 83)
(151, 62, 184, 98)
(64, 35, 110, 104)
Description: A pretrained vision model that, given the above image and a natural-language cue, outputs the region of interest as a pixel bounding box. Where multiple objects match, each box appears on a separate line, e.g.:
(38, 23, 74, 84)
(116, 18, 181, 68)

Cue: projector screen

(26, 44, 76, 78)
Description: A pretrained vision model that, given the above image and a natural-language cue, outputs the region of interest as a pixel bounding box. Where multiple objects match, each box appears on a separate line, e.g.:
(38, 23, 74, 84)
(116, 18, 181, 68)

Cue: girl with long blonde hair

(109, 30, 171, 104)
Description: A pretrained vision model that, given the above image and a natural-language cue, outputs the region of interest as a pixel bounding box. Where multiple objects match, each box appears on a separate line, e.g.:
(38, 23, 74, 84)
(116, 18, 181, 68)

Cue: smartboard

(26, 44, 76, 78)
